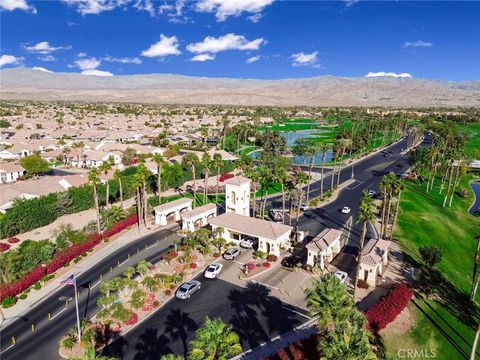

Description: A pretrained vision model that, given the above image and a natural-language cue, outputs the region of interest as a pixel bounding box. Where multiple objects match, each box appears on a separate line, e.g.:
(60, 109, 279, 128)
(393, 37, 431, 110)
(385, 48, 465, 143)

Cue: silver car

(223, 248, 241, 260)
(175, 280, 201, 299)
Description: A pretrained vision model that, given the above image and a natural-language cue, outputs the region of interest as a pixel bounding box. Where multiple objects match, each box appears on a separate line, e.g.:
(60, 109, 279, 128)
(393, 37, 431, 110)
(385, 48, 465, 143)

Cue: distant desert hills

(1, 68, 479, 107)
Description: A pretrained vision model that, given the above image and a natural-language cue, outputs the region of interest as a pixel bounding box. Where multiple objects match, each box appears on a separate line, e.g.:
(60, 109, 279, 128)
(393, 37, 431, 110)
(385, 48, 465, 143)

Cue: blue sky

(1, 0, 479, 81)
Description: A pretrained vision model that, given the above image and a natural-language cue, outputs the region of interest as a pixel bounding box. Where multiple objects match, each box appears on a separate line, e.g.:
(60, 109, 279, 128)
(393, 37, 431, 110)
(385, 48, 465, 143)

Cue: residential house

(0, 163, 25, 183)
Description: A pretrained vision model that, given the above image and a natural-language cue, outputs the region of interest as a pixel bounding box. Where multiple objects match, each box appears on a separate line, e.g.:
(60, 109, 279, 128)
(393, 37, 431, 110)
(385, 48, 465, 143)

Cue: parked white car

(341, 206, 351, 214)
(299, 204, 309, 211)
(223, 248, 241, 260)
(334, 271, 348, 283)
(367, 189, 376, 196)
(204, 263, 223, 279)
(240, 237, 256, 249)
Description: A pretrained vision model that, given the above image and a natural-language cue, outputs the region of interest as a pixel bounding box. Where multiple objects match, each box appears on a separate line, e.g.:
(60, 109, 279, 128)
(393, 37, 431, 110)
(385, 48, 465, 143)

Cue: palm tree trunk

(93, 184, 101, 234)
(118, 178, 123, 209)
(448, 163, 460, 207)
(216, 166, 220, 204)
(143, 182, 148, 226)
(331, 154, 337, 191)
(136, 186, 141, 230)
(354, 221, 368, 301)
(204, 170, 209, 205)
(306, 158, 314, 204)
(390, 190, 402, 240)
(380, 190, 387, 237)
(443, 162, 454, 207)
(470, 238, 480, 302)
(384, 191, 393, 238)
(191, 165, 197, 208)
(281, 182, 286, 224)
(470, 322, 480, 360)
(157, 165, 161, 203)
(320, 153, 326, 196)
(440, 165, 449, 194)
(105, 181, 110, 209)
(336, 148, 345, 187)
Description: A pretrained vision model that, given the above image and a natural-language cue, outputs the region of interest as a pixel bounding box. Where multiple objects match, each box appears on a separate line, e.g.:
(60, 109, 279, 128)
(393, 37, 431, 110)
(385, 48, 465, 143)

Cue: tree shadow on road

(165, 308, 198, 356)
(133, 330, 173, 360)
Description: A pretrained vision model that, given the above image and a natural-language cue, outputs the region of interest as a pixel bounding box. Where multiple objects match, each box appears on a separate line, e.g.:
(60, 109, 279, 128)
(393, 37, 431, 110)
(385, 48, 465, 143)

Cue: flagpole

(73, 273, 82, 343)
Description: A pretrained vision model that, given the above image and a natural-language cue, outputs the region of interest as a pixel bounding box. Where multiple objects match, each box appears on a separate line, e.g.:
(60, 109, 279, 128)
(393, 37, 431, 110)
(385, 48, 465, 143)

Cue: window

(231, 191, 236, 205)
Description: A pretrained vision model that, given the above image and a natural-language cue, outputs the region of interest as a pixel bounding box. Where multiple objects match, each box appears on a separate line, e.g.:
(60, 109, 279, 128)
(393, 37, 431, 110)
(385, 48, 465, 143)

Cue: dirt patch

(380, 304, 416, 336)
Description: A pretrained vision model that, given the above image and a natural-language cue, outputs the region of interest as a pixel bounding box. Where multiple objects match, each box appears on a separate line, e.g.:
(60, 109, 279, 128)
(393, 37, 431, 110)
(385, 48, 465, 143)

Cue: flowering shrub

(7, 237, 20, 244)
(142, 293, 157, 311)
(245, 263, 256, 271)
(164, 289, 172, 296)
(180, 245, 190, 252)
(366, 282, 413, 332)
(262, 262, 271, 268)
(148, 265, 156, 270)
(357, 279, 369, 289)
(0, 215, 137, 302)
(263, 334, 319, 360)
(124, 312, 139, 326)
(0, 243, 11, 252)
(191, 254, 198, 260)
(213, 253, 220, 258)
(267, 254, 278, 262)
(189, 263, 197, 269)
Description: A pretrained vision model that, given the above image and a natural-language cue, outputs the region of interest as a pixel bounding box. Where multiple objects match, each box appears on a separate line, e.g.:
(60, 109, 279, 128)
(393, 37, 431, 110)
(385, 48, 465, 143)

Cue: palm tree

(88, 167, 101, 234)
(72, 345, 118, 360)
(136, 164, 151, 226)
(306, 274, 354, 334)
(201, 152, 211, 205)
(318, 143, 331, 197)
(160, 355, 184, 360)
(184, 153, 199, 208)
(188, 317, 242, 360)
(272, 156, 291, 224)
(99, 160, 112, 209)
(471, 321, 480, 360)
(113, 169, 123, 208)
(470, 237, 480, 302)
(390, 178, 404, 240)
(243, 166, 259, 217)
(354, 190, 376, 301)
(152, 153, 165, 204)
(212, 153, 223, 204)
(136, 260, 152, 280)
(336, 138, 352, 187)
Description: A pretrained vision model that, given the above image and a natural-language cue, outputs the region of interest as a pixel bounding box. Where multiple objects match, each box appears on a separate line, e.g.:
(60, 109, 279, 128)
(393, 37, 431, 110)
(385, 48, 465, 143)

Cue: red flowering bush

(267, 254, 278, 262)
(7, 237, 20, 244)
(262, 262, 271, 268)
(148, 264, 156, 270)
(357, 279, 369, 289)
(262, 334, 319, 360)
(189, 263, 197, 269)
(0, 243, 11, 252)
(366, 282, 413, 332)
(124, 312, 139, 325)
(191, 254, 198, 260)
(245, 263, 256, 271)
(0, 216, 138, 302)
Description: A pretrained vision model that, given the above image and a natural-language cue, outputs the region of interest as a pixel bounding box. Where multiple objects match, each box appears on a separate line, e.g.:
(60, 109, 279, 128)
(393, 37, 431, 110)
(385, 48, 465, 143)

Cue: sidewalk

(231, 318, 318, 360)
(0, 221, 178, 327)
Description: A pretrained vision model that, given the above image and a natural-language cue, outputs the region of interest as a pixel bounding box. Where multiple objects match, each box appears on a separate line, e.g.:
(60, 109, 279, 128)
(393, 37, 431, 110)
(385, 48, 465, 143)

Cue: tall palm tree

(188, 317, 242, 360)
(390, 178, 404, 240)
(318, 143, 331, 197)
(336, 138, 352, 187)
(152, 153, 165, 204)
(99, 160, 112, 209)
(184, 153, 199, 208)
(354, 190, 376, 301)
(201, 152, 211, 205)
(306, 274, 354, 334)
(470, 237, 480, 302)
(136, 164, 151, 226)
(383, 172, 398, 238)
(88, 167, 101, 234)
(243, 166, 259, 218)
(113, 169, 123, 208)
(212, 153, 223, 204)
(272, 156, 291, 224)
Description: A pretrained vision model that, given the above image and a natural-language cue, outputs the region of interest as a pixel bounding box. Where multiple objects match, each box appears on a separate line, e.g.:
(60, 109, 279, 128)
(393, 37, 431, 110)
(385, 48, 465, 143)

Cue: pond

(469, 181, 480, 215)
(248, 129, 334, 165)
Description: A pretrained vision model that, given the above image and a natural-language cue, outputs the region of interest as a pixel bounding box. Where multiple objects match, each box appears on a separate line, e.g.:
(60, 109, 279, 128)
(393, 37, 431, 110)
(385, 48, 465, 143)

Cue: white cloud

(81, 69, 114, 76)
(246, 55, 260, 64)
(344, 0, 359, 7)
(0, 54, 22, 67)
(403, 40, 433, 48)
(195, 0, 274, 22)
(159, 0, 189, 23)
(366, 71, 413, 78)
(141, 34, 181, 58)
(25, 41, 71, 54)
(190, 53, 215, 62)
(32, 66, 54, 73)
(67, 21, 77, 26)
(61, 0, 126, 15)
(75, 57, 101, 70)
(104, 55, 142, 64)
(133, 0, 154, 16)
(38, 55, 57, 62)
(0, 0, 36, 13)
(291, 51, 319, 67)
(187, 33, 265, 54)
(77, 52, 88, 57)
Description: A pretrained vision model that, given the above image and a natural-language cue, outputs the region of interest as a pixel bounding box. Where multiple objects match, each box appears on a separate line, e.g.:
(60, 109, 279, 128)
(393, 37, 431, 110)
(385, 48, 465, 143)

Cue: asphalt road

(102, 277, 309, 359)
(0, 133, 427, 359)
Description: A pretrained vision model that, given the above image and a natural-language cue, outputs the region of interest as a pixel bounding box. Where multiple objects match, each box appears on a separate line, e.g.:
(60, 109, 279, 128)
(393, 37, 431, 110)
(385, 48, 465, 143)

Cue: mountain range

(1, 68, 479, 107)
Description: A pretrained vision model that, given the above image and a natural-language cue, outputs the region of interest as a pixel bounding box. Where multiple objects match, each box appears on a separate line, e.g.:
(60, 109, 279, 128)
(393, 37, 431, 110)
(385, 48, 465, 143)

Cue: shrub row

(365, 282, 413, 332)
(0, 214, 137, 302)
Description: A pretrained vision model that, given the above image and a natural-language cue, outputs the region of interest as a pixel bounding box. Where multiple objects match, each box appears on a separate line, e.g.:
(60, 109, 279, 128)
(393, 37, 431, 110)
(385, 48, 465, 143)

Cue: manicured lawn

(259, 118, 320, 132)
(463, 122, 480, 159)
(384, 176, 480, 358)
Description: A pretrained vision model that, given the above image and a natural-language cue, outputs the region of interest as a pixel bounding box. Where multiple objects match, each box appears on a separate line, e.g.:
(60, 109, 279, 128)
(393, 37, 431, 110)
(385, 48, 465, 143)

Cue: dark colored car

(281, 255, 303, 269)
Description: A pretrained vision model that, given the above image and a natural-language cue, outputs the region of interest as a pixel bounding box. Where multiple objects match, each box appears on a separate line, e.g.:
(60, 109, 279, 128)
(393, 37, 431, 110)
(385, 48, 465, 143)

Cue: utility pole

(73, 273, 81, 343)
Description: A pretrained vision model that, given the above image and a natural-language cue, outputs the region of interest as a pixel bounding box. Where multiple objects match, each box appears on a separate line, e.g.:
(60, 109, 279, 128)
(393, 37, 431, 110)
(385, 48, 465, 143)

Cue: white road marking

(0, 344, 14, 355)
(232, 260, 244, 265)
(251, 280, 280, 291)
(91, 279, 102, 289)
(283, 306, 311, 319)
(51, 306, 68, 320)
(146, 243, 157, 250)
(118, 259, 128, 267)
(346, 181, 364, 190)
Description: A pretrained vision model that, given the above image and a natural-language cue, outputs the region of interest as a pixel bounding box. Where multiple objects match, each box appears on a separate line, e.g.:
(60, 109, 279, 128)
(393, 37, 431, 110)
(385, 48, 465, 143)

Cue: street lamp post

(73, 273, 81, 343)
